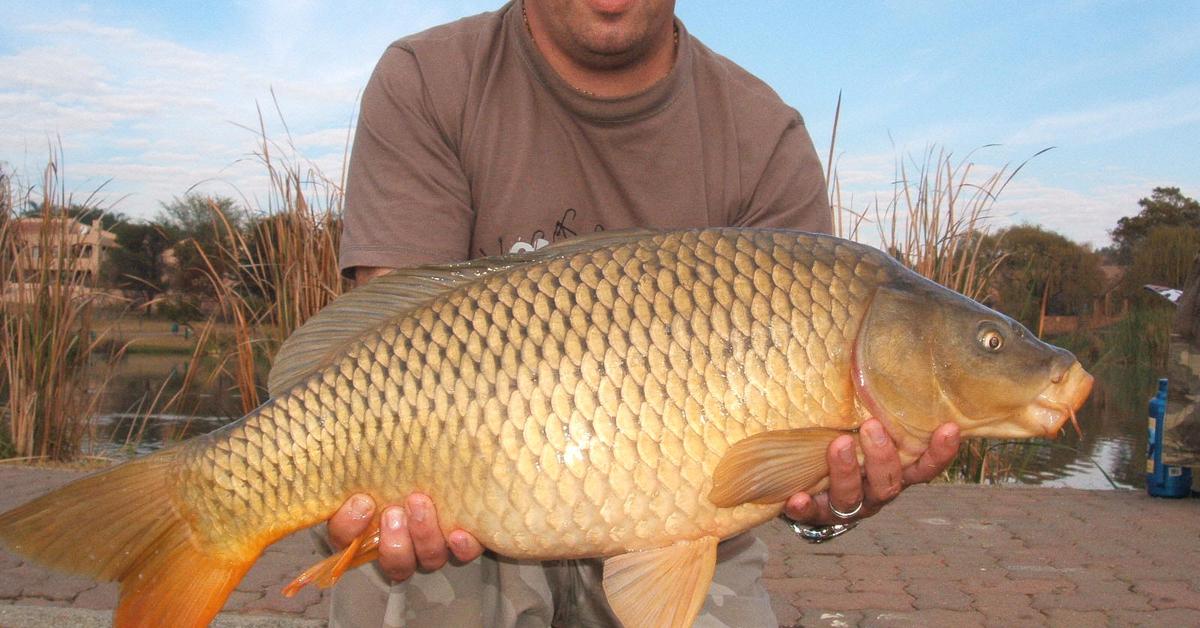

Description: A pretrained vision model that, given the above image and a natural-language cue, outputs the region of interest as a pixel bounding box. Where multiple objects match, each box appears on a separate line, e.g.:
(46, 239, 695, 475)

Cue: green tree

(1123, 225, 1200, 297)
(102, 221, 172, 305)
(982, 225, 1106, 331)
(1111, 187, 1200, 263)
(156, 194, 247, 297)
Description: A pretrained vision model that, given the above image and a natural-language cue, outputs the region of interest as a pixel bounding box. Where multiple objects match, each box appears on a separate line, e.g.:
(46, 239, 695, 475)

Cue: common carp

(0, 228, 1092, 627)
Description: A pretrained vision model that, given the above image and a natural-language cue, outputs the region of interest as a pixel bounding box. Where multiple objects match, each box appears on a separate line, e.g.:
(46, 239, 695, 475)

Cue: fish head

(853, 276, 1093, 447)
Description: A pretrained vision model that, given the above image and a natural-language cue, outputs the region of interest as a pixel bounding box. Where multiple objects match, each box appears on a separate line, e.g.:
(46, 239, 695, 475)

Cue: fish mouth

(1025, 362, 1093, 438)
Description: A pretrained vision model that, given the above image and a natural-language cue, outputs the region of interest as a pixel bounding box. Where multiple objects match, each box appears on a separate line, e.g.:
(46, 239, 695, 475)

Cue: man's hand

(327, 493, 484, 582)
(783, 419, 961, 525)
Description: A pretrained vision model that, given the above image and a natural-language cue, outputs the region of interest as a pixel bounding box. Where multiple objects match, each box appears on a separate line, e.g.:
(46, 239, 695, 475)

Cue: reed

(828, 145, 1043, 301)
(190, 109, 348, 414)
(0, 159, 111, 460)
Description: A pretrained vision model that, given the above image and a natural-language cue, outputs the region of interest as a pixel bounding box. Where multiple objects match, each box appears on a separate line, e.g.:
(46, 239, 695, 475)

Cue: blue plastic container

(1146, 378, 1192, 498)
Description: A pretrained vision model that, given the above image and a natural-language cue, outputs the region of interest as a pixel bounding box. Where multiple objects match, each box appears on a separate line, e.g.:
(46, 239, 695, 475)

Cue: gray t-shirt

(339, 0, 831, 276)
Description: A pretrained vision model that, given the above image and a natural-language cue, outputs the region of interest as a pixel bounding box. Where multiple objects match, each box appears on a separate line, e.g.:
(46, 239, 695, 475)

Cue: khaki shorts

(325, 533, 777, 628)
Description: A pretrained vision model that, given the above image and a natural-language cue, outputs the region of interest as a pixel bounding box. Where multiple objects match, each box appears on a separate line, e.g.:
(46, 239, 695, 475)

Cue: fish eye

(979, 327, 1005, 352)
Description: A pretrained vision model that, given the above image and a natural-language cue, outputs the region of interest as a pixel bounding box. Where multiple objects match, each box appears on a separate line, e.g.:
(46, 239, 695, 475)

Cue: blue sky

(1, 1, 1197, 248)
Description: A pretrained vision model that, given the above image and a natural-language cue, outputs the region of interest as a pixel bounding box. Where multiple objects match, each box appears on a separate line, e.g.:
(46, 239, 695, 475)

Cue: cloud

(1006, 86, 1200, 146)
(0, 15, 362, 218)
(990, 177, 1155, 248)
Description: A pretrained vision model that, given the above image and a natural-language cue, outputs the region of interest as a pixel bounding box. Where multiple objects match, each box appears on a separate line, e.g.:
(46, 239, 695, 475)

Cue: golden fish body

(0, 228, 1093, 628)
(179, 229, 879, 558)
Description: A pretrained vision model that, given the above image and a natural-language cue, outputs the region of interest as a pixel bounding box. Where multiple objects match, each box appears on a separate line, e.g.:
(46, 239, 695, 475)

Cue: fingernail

(350, 495, 373, 518)
(450, 533, 468, 553)
(838, 440, 855, 464)
(385, 508, 406, 531)
(410, 498, 427, 524)
(866, 422, 888, 446)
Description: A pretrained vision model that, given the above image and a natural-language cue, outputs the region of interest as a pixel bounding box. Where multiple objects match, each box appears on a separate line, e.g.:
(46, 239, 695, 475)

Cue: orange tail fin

(0, 449, 259, 627)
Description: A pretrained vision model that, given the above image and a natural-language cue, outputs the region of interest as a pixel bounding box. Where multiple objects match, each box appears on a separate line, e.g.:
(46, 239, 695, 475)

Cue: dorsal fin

(266, 228, 659, 398)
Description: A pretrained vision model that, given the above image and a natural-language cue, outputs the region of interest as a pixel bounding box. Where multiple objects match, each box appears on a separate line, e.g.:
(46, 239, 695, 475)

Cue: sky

(1, 1, 1197, 249)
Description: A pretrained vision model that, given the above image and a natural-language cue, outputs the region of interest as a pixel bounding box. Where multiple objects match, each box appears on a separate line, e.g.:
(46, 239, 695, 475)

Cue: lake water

(88, 353, 257, 458)
(89, 354, 1160, 490)
(998, 364, 1153, 490)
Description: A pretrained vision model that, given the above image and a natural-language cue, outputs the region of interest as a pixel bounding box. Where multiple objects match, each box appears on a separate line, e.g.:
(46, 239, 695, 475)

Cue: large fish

(0, 229, 1091, 628)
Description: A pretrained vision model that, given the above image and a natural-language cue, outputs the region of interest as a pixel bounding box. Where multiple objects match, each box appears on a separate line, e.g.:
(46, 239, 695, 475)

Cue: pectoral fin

(708, 427, 851, 508)
(603, 536, 718, 628)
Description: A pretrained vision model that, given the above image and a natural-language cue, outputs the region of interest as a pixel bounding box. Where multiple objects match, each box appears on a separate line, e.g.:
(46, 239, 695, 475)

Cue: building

(2, 215, 121, 305)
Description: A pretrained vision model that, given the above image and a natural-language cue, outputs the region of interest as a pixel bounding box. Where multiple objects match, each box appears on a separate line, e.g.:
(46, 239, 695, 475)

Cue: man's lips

(586, 0, 636, 16)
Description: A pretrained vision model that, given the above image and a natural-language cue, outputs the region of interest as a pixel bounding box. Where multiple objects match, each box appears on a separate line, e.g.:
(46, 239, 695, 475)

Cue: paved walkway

(1, 464, 1197, 627)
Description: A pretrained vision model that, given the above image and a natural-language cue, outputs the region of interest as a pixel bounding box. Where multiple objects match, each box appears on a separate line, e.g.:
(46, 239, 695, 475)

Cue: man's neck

(522, 3, 677, 99)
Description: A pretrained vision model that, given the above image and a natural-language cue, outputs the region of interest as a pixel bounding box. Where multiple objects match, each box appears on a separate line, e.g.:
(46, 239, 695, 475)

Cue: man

(329, 1, 961, 625)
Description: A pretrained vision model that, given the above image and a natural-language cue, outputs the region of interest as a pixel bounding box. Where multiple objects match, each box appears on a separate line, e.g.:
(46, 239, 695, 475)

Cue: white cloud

(990, 177, 1154, 248)
(1006, 86, 1200, 147)
(0, 15, 364, 219)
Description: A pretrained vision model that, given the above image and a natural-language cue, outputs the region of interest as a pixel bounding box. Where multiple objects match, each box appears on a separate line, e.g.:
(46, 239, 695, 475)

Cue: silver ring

(829, 500, 863, 520)
(786, 520, 858, 544)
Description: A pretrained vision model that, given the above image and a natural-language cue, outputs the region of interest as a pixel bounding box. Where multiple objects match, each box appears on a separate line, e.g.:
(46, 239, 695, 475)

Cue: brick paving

(2, 464, 1198, 627)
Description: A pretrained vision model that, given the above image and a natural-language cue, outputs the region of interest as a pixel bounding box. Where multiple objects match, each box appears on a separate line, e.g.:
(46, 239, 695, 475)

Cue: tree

(156, 194, 247, 297)
(982, 225, 1106, 332)
(1123, 225, 1200, 297)
(102, 221, 172, 305)
(1111, 187, 1200, 263)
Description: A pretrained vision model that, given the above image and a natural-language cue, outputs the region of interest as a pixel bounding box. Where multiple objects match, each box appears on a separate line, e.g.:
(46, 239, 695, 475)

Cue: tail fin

(0, 450, 258, 627)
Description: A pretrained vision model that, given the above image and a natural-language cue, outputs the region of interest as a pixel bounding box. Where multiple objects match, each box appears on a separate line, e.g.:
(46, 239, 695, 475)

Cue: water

(89, 353, 1158, 490)
(85, 352, 258, 458)
(1011, 362, 1158, 490)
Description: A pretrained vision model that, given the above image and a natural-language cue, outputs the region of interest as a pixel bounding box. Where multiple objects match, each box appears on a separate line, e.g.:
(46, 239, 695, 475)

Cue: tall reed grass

(0, 159, 110, 460)
(191, 113, 347, 414)
(829, 145, 1046, 300)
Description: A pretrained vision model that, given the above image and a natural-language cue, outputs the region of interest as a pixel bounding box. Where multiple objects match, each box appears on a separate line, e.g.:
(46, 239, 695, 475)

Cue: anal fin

(603, 536, 718, 628)
(708, 427, 851, 508)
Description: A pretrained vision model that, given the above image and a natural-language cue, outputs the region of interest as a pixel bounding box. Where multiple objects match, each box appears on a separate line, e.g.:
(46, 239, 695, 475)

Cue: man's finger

(328, 493, 375, 550)
(447, 529, 485, 563)
(783, 492, 819, 523)
(860, 420, 903, 505)
(406, 493, 449, 571)
(825, 434, 864, 521)
(902, 422, 961, 486)
(377, 506, 417, 582)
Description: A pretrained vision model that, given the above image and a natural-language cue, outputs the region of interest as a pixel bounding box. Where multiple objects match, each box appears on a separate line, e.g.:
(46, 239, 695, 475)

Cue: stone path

(2, 464, 1198, 627)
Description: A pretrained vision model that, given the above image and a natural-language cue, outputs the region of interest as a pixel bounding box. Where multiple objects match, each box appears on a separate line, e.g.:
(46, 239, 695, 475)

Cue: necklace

(522, 3, 679, 97)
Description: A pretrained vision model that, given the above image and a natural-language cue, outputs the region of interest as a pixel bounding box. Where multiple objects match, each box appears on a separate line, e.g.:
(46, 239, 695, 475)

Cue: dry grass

(189, 110, 347, 414)
(828, 145, 1046, 301)
(0, 107, 348, 459)
(0, 159, 111, 460)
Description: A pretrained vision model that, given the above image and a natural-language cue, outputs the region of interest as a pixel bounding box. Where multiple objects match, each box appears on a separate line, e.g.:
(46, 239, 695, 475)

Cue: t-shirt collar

(509, 0, 691, 124)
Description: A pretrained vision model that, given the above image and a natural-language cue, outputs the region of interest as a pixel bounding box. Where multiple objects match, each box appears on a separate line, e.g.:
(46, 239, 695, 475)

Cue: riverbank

(1, 465, 1197, 626)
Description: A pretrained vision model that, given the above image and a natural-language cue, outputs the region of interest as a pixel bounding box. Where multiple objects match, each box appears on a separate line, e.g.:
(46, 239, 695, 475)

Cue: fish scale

(173, 229, 882, 560)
